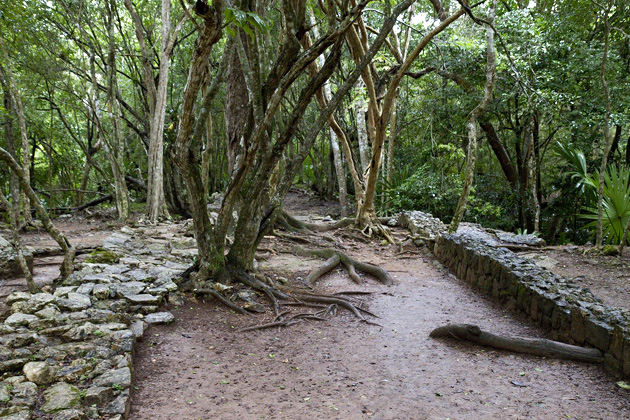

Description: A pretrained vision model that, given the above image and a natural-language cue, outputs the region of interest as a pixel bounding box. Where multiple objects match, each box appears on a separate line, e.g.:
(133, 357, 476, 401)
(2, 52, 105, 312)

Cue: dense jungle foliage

(0, 0, 629, 247)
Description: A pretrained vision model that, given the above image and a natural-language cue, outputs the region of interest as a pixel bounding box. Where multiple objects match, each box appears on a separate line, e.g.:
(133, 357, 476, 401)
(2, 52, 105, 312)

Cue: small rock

(52, 409, 86, 420)
(23, 361, 53, 385)
(10, 381, 38, 408)
(101, 390, 129, 416)
(53, 287, 76, 298)
(92, 284, 111, 300)
(123, 294, 160, 305)
(5, 293, 30, 306)
(129, 321, 145, 338)
(4, 314, 38, 328)
(75, 283, 95, 295)
(82, 386, 112, 406)
(0, 359, 28, 374)
(111, 282, 146, 297)
(144, 312, 174, 324)
(56, 293, 92, 311)
(0, 410, 31, 420)
(40, 382, 81, 414)
(0, 382, 10, 402)
(93, 367, 131, 389)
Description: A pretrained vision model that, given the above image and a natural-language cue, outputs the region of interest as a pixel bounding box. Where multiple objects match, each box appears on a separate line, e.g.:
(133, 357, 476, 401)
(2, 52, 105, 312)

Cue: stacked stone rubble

(0, 224, 194, 419)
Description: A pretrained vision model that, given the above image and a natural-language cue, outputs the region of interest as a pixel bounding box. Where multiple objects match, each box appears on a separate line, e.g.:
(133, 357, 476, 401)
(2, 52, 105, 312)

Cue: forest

(0, 0, 629, 282)
(2, 1, 630, 418)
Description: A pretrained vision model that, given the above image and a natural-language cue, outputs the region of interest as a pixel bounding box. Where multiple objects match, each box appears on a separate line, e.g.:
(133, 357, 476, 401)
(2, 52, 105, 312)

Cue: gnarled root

(278, 210, 353, 233)
(292, 245, 393, 286)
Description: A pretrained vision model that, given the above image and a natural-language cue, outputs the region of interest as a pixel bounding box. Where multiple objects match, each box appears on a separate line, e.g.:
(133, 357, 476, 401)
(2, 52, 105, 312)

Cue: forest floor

(2, 194, 630, 419)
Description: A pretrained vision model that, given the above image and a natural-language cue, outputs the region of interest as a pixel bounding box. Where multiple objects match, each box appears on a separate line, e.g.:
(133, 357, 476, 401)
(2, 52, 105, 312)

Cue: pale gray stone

(23, 361, 52, 385)
(5, 293, 30, 306)
(0, 410, 31, 420)
(82, 274, 112, 284)
(125, 269, 154, 282)
(52, 409, 85, 420)
(82, 386, 112, 406)
(123, 294, 160, 305)
(101, 390, 129, 415)
(75, 283, 95, 295)
(92, 284, 111, 300)
(34, 306, 64, 322)
(53, 287, 76, 297)
(103, 233, 131, 249)
(144, 312, 174, 324)
(111, 282, 146, 297)
(92, 367, 131, 389)
(4, 314, 38, 328)
(0, 382, 10, 402)
(129, 321, 145, 338)
(56, 293, 91, 311)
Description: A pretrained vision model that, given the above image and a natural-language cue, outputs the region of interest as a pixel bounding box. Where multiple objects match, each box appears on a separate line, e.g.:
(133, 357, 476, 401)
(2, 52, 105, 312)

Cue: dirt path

(130, 233, 630, 419)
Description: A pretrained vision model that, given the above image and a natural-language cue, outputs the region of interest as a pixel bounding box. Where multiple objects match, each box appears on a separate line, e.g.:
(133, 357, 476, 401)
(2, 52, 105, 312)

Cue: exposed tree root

(193, 288, 250, 315)
(430, 324, 604, 363)
(292, 245, 393, 286)
(358, 221, 396, 244)
(278, 210, 354, 232)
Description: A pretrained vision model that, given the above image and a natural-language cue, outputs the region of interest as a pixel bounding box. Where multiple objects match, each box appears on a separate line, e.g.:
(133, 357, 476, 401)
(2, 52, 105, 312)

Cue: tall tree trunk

(384, 98, 397, 210)
(102, 0, 130, 222)
(306, 13, 348, 215)
(125, 0, 187, 222)
(449, 1, 496, 233)
(0, 40, 32, 224)
(173, 1, 225, 281)
(358, 7, 466, 231)
(0, 78, 21, 222)
(596, 1, 613, 247)
(225, 46, 250, 178)
(355, 81, 371, 173)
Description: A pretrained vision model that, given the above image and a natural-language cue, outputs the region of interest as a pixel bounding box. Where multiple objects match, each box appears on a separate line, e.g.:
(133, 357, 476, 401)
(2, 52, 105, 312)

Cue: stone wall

(0, 225, 194, 420)
(429, 226, 630, 378)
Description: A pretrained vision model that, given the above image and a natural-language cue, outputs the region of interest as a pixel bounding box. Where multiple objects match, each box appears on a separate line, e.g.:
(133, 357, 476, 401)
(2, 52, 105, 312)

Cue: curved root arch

(292, 245, 393, 286)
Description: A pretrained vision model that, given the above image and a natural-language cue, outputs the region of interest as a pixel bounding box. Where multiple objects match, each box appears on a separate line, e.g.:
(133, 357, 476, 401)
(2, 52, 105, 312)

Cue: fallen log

(429, 324, 604, 363)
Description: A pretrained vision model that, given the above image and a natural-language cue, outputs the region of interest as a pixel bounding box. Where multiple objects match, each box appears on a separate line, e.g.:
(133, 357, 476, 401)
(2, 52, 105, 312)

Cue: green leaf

(617, 381, 630, 390)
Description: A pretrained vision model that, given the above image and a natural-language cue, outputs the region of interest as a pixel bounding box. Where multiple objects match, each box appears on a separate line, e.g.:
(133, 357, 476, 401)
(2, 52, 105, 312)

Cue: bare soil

(3, 196, 630, 419)
(128, 193, 630, 419)
(521, 247, 630, 312)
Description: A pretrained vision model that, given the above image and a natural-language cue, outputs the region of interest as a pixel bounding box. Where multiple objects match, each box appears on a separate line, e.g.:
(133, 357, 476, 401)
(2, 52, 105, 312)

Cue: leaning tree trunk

(449, 0, 496, 233)
(0, 147, 75, 279)
(356, 7, 466, 237)
(0, 190, 37, 293)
